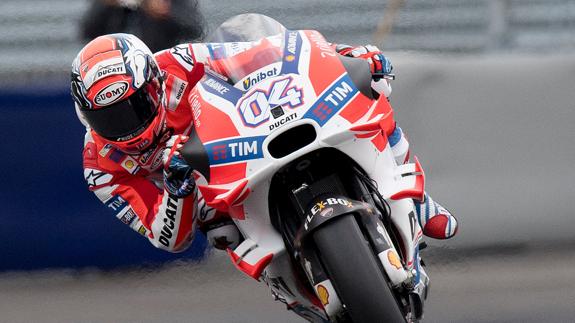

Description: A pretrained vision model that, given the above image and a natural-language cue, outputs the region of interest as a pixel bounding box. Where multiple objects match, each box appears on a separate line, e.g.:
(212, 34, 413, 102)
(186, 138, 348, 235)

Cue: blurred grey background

(1, 0, 574, 322)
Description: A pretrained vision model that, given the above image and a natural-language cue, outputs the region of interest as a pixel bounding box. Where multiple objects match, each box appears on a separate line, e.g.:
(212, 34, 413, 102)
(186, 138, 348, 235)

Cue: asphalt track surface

(1, 244, 574, 323)
(2, 54, 574, 322)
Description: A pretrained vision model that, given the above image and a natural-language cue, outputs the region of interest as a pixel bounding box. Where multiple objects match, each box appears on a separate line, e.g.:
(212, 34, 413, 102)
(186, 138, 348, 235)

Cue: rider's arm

(333, 43, 394, 99)
(83, 143, 197, 253)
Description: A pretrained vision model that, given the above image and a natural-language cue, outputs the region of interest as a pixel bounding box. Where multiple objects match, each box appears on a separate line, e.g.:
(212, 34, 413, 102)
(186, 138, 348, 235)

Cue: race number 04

(238, 77, 303, 127)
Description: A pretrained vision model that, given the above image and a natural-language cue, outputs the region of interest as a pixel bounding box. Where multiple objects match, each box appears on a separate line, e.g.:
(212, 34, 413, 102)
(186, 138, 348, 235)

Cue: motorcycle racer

(71, 33, 457, 254)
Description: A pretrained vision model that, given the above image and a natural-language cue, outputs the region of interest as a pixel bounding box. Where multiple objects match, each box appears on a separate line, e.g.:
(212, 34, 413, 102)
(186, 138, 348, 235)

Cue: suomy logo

(94, 81, 128, 106)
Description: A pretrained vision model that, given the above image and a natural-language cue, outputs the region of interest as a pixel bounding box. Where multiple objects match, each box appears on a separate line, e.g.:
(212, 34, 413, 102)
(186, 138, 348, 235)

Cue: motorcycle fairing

(186, 25, 425, 320)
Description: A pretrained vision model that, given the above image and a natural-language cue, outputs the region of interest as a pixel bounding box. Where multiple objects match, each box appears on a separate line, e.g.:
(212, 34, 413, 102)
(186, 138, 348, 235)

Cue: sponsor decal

(269, 112, 297, 131)
(139, 147, 164, 171)
(166, 75, 188, 111)
(94, 81, 129, 106)
(320, 207, 334, 218)
(204, 78, 229, 95)
(105, 195, 127, 212)
(238, 77, 303, 127)
(80, 50, 126, 89)
(206, 43, 227, 60)
(99, 144, 113, 157)
(387, 250, 403, 270)
(150, 149, 165, 171)
(170, 44, 194, 71)
(109, 149, 125, 162)
(137, 225, 148, 236)
(118, 207, 137, 225)
(205, 136, 266, 165)
(242, 66, 279, 90)
(200, 74, 243, 105)
(121, 156, 140, 174)
(304, 198, 354, 230)
(135, 138, 151, 150)
(281, 31, 302, 75)
(190, 93, 202, 128)
(270, 105, 285, 119)
(139, 149, 154, 165)
(159, 196, 178, 247)
(84, 168, 113, 187)
(309, 31, 336, 58)
(311, 198, 353, 215)
(303, 74, 358, 126)
(316, 284, 330, 306)
(286, 31, 298, 55)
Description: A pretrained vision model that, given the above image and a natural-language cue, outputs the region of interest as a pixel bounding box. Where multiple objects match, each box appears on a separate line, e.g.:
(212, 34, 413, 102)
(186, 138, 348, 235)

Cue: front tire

(313, 215, 405, 322)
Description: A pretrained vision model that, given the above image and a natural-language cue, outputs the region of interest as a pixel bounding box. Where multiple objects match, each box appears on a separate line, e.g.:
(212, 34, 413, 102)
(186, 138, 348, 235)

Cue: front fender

(294, 194, 409, 287)
(294, 195, 377, 247)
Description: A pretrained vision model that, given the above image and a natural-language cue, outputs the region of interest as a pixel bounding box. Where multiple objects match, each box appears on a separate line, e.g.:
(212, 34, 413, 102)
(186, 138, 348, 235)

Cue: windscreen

(203, 14, 287, 85)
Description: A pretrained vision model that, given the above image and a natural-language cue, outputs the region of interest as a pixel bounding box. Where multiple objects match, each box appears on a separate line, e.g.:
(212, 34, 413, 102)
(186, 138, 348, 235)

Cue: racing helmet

(71, 33, 166, 154)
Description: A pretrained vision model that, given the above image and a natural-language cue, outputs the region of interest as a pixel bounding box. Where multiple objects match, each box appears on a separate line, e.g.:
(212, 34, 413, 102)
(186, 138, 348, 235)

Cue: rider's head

(71, 33, 166, 154)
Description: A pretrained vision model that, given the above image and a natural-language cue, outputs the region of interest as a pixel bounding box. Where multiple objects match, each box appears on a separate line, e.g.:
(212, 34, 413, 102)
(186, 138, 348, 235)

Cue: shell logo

(125, 159, 135, 169)
(316, 284, 329, 306)
(387, 250, 402, 270)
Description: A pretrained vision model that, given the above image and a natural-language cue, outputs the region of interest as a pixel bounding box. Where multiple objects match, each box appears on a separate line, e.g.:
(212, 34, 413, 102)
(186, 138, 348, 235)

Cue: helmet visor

(81, 79, 163, 141)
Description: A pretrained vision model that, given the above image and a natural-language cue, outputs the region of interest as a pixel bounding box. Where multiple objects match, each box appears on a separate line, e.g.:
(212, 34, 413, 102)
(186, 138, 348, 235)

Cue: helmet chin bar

(107, 106, 168, 155)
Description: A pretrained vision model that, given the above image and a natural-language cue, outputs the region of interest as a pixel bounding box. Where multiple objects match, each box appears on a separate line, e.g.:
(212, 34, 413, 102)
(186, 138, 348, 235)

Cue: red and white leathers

(81, 46, 207, 252)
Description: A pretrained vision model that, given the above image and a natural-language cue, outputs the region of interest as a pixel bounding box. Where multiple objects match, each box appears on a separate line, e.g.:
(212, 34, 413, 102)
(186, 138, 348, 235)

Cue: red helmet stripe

(80, 36, 118, 62)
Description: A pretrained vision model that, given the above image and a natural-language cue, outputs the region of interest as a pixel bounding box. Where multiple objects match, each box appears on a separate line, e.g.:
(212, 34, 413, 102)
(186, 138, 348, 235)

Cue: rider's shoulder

(82, 130, 127, 175)
(155, 43, 197, 73)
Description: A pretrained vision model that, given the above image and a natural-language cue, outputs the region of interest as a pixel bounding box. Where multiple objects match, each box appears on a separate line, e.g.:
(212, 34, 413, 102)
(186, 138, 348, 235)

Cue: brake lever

(372, 73, 396, 81)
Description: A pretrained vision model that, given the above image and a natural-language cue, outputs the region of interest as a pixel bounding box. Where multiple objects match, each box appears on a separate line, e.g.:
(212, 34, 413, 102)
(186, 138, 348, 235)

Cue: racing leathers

(81, 41, 456, 255)
(81, 45, 206, 252)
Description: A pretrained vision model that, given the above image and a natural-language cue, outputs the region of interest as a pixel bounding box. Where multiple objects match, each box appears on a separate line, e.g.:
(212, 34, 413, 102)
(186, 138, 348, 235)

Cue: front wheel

(313, 215, 406, 323)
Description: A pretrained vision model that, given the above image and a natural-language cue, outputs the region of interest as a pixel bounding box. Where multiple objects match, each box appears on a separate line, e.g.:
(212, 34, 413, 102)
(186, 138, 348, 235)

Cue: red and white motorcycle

(183, 14, 429, 322)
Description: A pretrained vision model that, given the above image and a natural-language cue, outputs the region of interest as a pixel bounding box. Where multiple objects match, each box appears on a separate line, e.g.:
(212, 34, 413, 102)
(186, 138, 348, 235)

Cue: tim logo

(311, 102, 333, 122)
(237, 77, 303, 128)
(212, 144, 227, 161)
(206, 136, 265, 165)
(303, 75, 358, 126)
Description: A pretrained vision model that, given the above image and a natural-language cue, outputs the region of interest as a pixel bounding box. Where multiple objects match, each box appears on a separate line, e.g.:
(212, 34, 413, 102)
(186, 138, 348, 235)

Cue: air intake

(268, 124, 317, 159)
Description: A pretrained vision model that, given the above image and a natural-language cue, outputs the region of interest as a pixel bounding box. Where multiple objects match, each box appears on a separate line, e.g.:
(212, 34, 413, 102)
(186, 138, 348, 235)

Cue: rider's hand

(336, 44, 393, 78)
(163, 135, 196, 198)
(336, 44, 393, 98)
